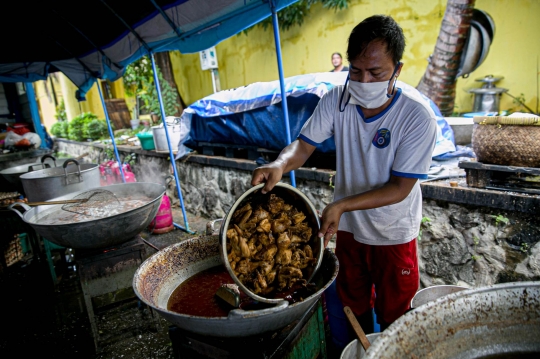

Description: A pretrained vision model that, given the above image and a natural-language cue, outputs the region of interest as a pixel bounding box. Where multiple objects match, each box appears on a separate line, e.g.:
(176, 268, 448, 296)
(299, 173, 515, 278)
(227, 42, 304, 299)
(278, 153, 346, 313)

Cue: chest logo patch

(372, 128, 391, 148)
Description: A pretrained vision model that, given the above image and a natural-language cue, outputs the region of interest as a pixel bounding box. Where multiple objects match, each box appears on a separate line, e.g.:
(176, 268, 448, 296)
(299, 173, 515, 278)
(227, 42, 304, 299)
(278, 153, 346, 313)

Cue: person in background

(330, 52, 349, 72)
(252, 14, 437, 340)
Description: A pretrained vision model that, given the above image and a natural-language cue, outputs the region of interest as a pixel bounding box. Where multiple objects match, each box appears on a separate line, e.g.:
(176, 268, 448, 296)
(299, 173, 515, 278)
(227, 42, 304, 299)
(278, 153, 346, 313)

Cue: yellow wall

(171, 0, 539, 113)
(34, 80, 58, 131)
(37, 0, 540, 123)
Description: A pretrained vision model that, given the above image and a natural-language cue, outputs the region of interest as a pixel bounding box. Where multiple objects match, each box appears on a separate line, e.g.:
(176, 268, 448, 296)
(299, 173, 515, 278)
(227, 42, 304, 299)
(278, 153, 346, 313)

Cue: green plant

(55, 99, 67, 122)
(504, 92, 536, 114)
(123, 153, 137, 167)
(68, 112, 98, 141)
(491, 214, 509, 227)
(471, 235, 482, 261)
(50, 120, 69, 138)
(123, 56, 179, 122)
(243, 0, 349, 33)
(418, 216, 431, 241)
(85, 119, 109, 140)
(104, 145, 115, 161)
(328, 171, 336, 189)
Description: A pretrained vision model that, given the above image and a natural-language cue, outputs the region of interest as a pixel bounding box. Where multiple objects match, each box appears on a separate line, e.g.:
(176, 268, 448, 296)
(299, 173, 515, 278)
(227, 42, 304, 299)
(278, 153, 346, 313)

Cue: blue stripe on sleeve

(391, 170, 428, 179)
(298, 134, 320, 147)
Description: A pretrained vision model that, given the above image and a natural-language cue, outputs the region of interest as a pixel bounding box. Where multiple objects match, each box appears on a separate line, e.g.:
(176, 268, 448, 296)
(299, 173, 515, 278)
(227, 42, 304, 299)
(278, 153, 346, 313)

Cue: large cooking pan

(133, 234, 338, 338)
(364, 281, 540, 358)
(8, 182, 165, 250)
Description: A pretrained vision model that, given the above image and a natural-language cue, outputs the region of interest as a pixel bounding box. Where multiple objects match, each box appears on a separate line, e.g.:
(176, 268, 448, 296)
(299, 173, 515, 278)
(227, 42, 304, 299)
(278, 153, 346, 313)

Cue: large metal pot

(219, 182, 324, 304)
(8, 182, 165, 249)
(364, 282, 540, 358)
(133, 234, 338, 338)
(0, 154, 88, 193)
(20, 158, 99, 202)
(0, 161, 51, 188)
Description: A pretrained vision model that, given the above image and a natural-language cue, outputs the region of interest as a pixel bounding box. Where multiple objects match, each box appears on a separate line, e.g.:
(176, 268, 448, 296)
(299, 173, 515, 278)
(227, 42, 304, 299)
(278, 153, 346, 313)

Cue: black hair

(331, 52, 343, 59)
(346, 15, 405, 65)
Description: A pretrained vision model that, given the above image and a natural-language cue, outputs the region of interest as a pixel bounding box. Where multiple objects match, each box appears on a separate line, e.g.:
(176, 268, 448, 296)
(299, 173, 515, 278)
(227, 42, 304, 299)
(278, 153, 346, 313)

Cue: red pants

(335, 231, 419, 326)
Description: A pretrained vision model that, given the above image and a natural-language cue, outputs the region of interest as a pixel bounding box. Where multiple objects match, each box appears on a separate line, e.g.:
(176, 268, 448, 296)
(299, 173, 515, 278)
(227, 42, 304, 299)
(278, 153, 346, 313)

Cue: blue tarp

(181, 72, 458, 158)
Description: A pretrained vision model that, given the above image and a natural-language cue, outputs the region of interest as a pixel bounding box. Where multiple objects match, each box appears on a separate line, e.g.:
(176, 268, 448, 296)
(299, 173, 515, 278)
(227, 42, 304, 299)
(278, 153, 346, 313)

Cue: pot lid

(476, 75, 503, 85)
(467, 87, 508, 94)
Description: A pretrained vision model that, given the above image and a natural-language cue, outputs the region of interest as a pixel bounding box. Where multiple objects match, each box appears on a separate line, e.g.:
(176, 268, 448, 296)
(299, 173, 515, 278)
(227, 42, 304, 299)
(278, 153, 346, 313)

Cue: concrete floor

(0, 207, 344, 359)
(0, 208, 210, 359)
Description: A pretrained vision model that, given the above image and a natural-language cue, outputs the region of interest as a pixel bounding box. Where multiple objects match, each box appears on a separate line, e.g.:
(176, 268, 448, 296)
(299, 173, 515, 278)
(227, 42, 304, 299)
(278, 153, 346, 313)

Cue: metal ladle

(344, 306, 371, 352)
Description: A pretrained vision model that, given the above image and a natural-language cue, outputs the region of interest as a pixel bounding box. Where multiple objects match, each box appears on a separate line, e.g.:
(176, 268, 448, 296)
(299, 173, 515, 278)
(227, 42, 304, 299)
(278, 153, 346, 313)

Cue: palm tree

(416, 0, 476, 116)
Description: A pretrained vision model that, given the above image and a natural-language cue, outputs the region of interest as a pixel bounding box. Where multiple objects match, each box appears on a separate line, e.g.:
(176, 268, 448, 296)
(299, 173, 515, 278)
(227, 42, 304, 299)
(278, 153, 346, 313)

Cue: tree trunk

(416, 0, 475, 116)
(155, 52, 186, 116)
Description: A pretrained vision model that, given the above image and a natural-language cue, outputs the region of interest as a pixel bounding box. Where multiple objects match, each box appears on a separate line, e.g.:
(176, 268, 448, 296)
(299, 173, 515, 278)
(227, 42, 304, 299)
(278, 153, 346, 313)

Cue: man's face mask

(340, 62, 402, 111)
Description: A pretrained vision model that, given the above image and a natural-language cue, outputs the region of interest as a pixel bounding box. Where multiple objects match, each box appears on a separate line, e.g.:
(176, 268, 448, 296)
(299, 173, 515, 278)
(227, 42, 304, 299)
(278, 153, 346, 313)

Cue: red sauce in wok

(167, 265, 317, 317)
(167, 265, 239, 317)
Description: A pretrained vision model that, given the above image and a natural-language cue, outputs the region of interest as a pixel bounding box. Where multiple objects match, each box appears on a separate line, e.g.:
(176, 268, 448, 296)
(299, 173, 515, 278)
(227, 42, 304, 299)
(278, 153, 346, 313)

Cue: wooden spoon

(344, 306, 371, 352)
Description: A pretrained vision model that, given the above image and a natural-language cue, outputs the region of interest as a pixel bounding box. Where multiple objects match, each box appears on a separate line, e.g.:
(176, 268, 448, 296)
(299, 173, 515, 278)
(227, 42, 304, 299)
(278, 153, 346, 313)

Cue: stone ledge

(55, 139, 539, 213)
(420, 180, 540, 214)
(56, 139, 334, 183)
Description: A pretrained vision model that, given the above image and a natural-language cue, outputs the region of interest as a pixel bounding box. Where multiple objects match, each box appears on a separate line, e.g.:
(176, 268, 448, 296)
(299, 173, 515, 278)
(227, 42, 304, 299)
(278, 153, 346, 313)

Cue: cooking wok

(364, 281, 540, 359)
(133, 234, 338, 338)
(8, 182, 165, 250)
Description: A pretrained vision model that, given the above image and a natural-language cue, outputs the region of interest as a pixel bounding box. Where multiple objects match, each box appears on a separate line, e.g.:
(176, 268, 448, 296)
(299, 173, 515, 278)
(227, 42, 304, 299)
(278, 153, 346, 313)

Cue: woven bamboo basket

(471, 116, 540, 167)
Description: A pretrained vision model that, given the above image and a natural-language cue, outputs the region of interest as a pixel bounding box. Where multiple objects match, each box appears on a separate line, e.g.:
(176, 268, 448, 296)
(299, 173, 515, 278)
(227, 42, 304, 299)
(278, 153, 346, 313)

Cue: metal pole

(24, 83, 48, 149)
(211, 69, 217, 93)
(96, 82, 126, 183)
(270, 0, 296, 187)
(149, 52, 194, 234)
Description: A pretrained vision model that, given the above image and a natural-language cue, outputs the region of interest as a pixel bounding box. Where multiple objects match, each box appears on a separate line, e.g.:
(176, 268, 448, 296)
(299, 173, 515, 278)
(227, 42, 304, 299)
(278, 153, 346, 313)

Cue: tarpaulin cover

(182, 72, 457, 157)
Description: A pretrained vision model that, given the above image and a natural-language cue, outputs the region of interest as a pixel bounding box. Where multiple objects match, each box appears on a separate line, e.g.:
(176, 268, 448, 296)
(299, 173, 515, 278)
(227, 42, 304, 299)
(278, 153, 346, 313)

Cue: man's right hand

(251, 162, 285, 194)
(250, 139, 316, 194)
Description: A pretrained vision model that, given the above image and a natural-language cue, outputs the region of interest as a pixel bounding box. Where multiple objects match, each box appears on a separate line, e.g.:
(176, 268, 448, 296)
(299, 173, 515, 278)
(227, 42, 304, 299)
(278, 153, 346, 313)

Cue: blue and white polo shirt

(298, 81, 438, 245)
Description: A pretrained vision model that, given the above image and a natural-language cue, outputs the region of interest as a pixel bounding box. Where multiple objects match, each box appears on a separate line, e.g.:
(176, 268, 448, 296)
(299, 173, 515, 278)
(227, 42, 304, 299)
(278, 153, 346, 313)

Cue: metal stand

(76, 237, 161, 352)
(169, 299, 326, 359)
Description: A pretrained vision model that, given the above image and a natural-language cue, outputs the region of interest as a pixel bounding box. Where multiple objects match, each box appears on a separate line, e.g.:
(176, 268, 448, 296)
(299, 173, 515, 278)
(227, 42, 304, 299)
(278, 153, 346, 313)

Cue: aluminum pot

(219, 182, 324, 304)
(364, 282, 540, 359)
(0, 154, 89, 191)
(133, 234, 338, 338)
(410, 284, 468, 309)
(20, 158, 99, 202)
(341, 333, 382, 359)
(0, 161, 51, 187)
(8, 182, 165, 249)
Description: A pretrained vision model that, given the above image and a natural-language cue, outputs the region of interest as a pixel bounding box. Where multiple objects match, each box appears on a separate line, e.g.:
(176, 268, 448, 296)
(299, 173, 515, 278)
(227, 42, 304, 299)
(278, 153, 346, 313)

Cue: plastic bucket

(137, 132, 155, 150)
(148, 194, 174, 234)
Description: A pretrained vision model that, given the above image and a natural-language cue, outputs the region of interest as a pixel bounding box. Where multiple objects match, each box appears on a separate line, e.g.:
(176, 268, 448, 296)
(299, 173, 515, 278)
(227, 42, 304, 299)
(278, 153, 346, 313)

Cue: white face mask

(339, 62, 401, 111)
(348, 80, 392, 109)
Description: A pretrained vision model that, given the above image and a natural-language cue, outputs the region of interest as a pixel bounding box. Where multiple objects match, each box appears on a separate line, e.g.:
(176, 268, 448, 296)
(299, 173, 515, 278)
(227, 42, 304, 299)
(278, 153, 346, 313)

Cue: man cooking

(251, 14, 438, 334)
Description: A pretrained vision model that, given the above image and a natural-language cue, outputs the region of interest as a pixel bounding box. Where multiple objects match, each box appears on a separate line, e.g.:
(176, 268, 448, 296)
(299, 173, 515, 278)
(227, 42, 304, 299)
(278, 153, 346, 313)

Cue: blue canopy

(0, 0, 298, 100)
